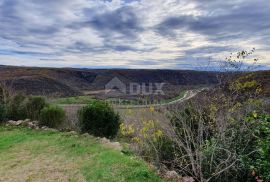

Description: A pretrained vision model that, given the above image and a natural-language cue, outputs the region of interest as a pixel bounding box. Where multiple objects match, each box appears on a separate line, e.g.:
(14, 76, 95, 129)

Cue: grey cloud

(65, 40, 155, 54)
(84, 6, 143, 38)
(0, 0, 269, 69)
(185, 46, 235, 55)
(64, 6, 146, 53)
(157, 0, 270, 43)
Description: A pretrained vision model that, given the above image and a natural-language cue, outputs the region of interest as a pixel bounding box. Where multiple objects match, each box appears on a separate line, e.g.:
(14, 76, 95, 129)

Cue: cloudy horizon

(0, 0, 270, 70)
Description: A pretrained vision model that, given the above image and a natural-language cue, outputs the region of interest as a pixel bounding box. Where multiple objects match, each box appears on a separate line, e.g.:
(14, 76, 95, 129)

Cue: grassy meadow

(50, 96, 96, 105)
(0, 126, 162, 182)
(50, 91, 187, 106)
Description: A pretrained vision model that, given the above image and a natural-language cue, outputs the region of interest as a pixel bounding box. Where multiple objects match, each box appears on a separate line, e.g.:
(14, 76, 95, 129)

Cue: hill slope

(0, 66, 220, 97)
(1, 66, 269, 98)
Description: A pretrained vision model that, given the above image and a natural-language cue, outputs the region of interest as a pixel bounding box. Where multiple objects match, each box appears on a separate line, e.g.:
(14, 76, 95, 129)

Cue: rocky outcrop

(6, 119, 39, 129)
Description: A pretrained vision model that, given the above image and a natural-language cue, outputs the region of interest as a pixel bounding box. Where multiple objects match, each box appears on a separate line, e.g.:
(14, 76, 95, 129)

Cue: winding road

(115, 88, 206, 109)
(59, 88, 206, 109)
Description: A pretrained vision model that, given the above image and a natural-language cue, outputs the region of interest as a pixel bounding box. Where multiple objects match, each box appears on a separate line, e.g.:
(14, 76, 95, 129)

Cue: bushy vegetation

(0, 86, 6, 122)
(0, 84, 66, 128)
(120, 116, 175, 168)
(121, 89, 268, 181)
(6, 93, 28, 120)
(78, 100, 120, 138)
(6, 94, 48, 121)
(25, 96, 47, 120)
(0, 104, 6, 122)
(119, 50, 270, 181)
(244, 113, 270, 181)
(40, 105, 65, 128)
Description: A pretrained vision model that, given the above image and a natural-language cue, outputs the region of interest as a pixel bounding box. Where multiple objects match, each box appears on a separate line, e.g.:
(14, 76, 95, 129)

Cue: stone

(27, 122, 37, 129)
(180, 176, 195, 182)
(82, 133, 91, 137)
(16, 120, 24, 126)
(100, 137, 123, 151)
(100, 137, 110, 144)
(69, 131, 77, 135)
(45, 128, 58, 132)
(20, 120, 29, 126)
(63, 131, 77, 136)
(7, 120, 16, 125)
(24, 119, 31, 122)
(107, 142, 123, 151)
(164, 170, 180, 181)
(32, 120, 39, 124)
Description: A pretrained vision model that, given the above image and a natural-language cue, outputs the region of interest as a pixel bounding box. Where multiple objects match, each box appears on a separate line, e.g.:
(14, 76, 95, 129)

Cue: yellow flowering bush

(149, 106, 155, 113)
(120, 123, 135, 137)
(120, 119, 163, 143)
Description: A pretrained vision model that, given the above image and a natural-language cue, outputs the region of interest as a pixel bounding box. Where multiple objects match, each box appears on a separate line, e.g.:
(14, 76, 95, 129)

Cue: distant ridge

(0, 65, 268, 97)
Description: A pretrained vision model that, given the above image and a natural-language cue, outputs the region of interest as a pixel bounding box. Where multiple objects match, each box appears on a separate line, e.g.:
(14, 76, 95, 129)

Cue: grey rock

(100, 137, 110, 144)
(63, 131, 78, 136)
(45, 128, 58, 132)
(100, 137, 123, 151)
(16, 120, 24, 126)
(82, 133, 91, 137)
(7, 120, 16, 125)
(24, 119, 31, 122)
(27, 122, 37, 129)
(164, 170, 180, 180)
(181, 176, 195, 182)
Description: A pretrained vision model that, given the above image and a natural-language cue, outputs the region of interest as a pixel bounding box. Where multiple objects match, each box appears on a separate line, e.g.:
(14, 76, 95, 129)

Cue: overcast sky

(0, 0, 269, 70)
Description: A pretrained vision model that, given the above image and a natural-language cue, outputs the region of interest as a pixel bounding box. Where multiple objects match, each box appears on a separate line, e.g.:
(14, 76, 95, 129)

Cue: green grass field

(0, 126, 162, 182)
(50, 96, 95, 105)
(50, 91, 187, 106)
(160, 91, 187, 104)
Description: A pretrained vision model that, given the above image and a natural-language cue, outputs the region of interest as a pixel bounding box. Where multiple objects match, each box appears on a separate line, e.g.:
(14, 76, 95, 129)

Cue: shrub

(78, 100, 120, 138)
(25, 96, 47, 120)
(40, 105, 65, 128)
(120, 119, 175, 167)
(244, 114, 270, 181)
(0, 87, 6, 122)
(0, 104, 6, 122)
(6, 95, 47, 121)
(140, 135, 175, 168)
(6, 93, 28, 120)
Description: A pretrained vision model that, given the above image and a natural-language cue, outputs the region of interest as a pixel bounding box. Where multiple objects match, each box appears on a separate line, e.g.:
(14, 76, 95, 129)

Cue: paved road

(59, 89, 206, 109)
(115, 88, 206, 109)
